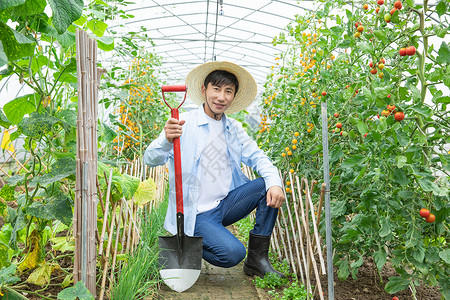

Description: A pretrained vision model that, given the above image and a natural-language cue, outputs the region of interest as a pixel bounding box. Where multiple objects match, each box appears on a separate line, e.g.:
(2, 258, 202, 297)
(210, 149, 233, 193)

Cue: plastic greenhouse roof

(102, 0, 314, 94)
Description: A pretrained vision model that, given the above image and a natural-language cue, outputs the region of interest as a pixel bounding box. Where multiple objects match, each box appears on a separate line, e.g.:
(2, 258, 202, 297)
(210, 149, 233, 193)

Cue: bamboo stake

(297, 177, 312, 296)
(278, 206, 297, 276)
(271, 222, 282, 258)
(99, 169, 114, 255)
(312, 184, 326, 251)
(296, 177, 324, 300)
(288, 172, 309, 286)
(99, 201, 118, 300)
(275, 218, 289, 265)
(303, 178, 326, 274)
(109, 202, 124, 285)
(280, 171, 303, 281)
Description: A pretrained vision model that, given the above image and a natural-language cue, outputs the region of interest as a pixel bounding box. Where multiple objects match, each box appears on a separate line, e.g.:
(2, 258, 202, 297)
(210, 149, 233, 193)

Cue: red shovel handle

(162, 85, 186, 92)
(171, 108, 183, 215)
(161, 85, 187, 216)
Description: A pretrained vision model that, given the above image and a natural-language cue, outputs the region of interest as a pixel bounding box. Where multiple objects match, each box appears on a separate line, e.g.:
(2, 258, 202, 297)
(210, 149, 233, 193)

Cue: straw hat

(185, 61, 257, 114)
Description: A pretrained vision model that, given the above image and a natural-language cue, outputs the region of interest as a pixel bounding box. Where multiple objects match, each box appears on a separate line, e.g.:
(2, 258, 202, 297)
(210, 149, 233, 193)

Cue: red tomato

(419, 208, 430, 218)
(387, 104, 396, 111)
(336, 122, 342, 128)
(322, 91, 327, 96)
(394, 1, 402, 9)
(406, 45, 416, 55)
(399, 48, 407, 56)
(394, 111, 405, 121)
(426, 214, 436, 223)
(381, 110, 390, 117)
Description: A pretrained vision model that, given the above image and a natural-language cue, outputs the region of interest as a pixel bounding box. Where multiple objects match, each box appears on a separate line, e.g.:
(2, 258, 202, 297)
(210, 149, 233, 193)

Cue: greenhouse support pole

(321, 102, 334, 300)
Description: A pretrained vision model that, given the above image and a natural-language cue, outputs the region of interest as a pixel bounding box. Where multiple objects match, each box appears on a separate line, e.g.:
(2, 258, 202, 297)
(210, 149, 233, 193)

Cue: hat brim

(185, 61, 257, 114)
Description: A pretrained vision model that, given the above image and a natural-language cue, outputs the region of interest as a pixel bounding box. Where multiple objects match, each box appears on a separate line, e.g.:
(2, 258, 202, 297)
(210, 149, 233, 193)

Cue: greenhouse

(0, 0, 448, 299)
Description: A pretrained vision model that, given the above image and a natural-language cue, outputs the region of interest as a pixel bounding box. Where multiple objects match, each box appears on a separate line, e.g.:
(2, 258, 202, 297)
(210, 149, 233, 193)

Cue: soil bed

(318, 258, 441, 300)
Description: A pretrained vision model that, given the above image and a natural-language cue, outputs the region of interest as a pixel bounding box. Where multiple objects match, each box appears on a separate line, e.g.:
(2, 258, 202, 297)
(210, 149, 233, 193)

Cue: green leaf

(361, 86, 374, 103)
(86, 19, 107, 37)
(19, 112, 70, 138)
(436, 42, 450, 65)
(113, 173, 140, 199)
(418, 178, 440, 194)
(341, 155, 365, 168)
(0, 264, 20, 285)
(356, 120, 368, 135)
(396, 156, 407, 168)
(0, 184, 15, 202)
(133, 178, 156, 207)
(373, 30, 387, 43)
(411, 244, 425, 263)
(357, 42, 373, 55)
(391, 8, 400, 23)
(410, 104, 433, 117)
(379, 217, 391, 238)
(99, 121, 116, 143)
(408, 84, 421, 102)
(385, 276, 410, 294)
(337, 259, 350, 280)
(30, 157, 76, 187)
(97, 36, 114, 51)
(6, 175, 23, 186)
(9, 209, 26, 250)
(0, 21, 35, 62)
(435, 96, 450, 104)
(398, 190, 413, 199)
(439, 248, 450, 264)
(54, 71, 77, 83)
(0, 0, 25, 10)
(436, 0, 447, 17)
(392, 169, 408, 185)
(11, 0, 46, 16)
(57, 281, 95, 300)
(353, 163, 368, 184)
(3, 94, 37, 125)
(0, 41, 7, 67)
(24, 192, 73, 226)
(50, 236, 75, 253)
(56, 30, 76, 48)
(374, 86, 390, 100)
(373, 248, 387, 270)
(395, 128, 409, 146)
(0, 109, 11, 128)
(48, 0, 84, 34)
(331, 200, 347, 218)
(330, 146, 344, 164)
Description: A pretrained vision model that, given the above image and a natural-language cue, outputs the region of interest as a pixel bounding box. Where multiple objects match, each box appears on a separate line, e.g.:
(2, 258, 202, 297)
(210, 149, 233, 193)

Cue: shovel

(158, 85, 203, 292)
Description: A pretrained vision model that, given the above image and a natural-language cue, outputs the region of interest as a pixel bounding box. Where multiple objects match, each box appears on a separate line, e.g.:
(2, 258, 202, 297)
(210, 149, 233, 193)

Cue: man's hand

(164, 118, 185, 143)
(266, 186, 285, 208)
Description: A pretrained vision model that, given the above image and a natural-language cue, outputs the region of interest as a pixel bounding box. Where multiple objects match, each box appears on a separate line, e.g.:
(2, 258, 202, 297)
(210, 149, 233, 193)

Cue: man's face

(201, 82, 236, 116)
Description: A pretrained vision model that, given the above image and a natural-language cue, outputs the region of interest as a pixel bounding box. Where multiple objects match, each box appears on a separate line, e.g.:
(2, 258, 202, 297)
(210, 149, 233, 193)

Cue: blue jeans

(193, 177, 279, 268)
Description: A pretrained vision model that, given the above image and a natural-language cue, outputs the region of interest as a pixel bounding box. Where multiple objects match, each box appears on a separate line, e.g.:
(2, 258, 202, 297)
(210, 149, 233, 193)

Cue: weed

(110, 185, 168, 299)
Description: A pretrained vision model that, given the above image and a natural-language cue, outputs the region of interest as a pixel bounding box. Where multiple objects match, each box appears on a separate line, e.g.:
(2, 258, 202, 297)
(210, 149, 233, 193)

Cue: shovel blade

(159, 234, 203, 292)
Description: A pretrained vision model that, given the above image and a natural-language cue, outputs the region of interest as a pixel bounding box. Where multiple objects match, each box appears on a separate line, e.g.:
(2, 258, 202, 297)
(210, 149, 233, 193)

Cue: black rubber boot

(243, 231, 285, 278)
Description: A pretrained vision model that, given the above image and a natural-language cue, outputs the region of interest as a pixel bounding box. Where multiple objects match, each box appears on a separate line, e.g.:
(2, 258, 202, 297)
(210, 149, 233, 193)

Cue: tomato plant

(257, 0, 449, 297)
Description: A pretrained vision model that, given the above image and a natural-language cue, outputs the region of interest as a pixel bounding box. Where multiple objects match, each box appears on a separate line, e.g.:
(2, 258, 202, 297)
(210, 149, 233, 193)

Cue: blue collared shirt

(143, 107, 282, 236)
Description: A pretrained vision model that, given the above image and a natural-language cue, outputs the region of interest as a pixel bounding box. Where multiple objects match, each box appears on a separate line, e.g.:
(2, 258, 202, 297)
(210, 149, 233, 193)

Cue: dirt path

(157, 226, 269, 300)
(157, 259, 269, 300)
